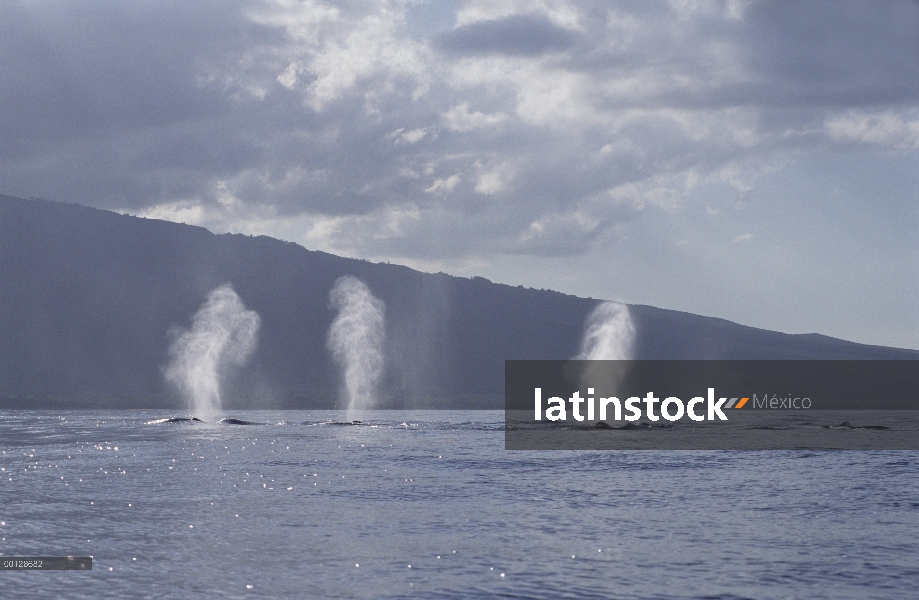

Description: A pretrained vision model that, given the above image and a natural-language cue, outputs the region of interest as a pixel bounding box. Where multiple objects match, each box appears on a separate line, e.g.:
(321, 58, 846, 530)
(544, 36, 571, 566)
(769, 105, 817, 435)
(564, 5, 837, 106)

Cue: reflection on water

(1, 410, 918, 599)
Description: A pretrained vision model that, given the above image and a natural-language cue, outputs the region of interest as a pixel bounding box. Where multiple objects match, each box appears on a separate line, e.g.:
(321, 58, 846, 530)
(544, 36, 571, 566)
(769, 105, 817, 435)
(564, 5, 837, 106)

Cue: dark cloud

(0, 0, 290, 209)
(1, 0, 917, 347)
(0, 0, 917, 262)
(0, 1, 278, 152)
(741, 0, 919, 96)
(565, 0, 919, 110)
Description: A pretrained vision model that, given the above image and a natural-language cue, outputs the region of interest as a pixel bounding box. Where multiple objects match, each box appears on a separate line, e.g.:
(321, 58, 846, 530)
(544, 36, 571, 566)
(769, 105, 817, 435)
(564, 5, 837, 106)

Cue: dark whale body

(822, 421, 889, 430)
(218, 418, 262, 425)
(585, 420, 674, 430)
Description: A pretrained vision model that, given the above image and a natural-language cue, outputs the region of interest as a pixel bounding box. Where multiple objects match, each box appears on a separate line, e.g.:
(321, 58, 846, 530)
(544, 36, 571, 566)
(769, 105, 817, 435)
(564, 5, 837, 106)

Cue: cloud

(474, 162, 514, 195)
(425, 174, 461, 193)
(1, 0, 918, 268)
(516, 209, 601, 255)
(397, 128, 429, 144)
(435, 14, 578, 55)
(824, 111, 919, 150)
(442, 102, 508, 131)
(454, 0, 583, 29)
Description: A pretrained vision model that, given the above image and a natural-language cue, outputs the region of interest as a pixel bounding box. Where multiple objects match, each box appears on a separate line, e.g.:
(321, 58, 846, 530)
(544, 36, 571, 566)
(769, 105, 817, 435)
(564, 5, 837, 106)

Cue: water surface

(1, 410, 917, 599)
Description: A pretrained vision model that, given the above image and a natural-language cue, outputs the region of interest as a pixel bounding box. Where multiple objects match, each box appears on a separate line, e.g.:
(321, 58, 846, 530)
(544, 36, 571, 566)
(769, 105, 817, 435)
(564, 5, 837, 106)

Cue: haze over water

(2, 410, 917, 599)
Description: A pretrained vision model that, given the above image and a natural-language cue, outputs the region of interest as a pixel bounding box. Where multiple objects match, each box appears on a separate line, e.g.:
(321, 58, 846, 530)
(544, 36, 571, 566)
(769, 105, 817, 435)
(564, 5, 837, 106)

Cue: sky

(2, 0, 917, 349)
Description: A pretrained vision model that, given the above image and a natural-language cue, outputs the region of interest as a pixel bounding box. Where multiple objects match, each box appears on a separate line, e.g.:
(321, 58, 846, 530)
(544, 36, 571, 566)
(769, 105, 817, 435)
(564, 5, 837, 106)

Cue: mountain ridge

(2, 194, 916, 409)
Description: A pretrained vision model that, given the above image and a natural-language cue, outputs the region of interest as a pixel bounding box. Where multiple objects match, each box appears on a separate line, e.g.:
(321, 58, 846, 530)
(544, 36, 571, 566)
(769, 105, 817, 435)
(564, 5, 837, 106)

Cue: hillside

(1, 195, 916, 409)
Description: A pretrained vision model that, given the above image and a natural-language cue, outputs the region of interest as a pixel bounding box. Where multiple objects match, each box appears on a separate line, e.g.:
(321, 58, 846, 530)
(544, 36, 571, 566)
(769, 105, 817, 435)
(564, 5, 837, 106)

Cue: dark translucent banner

(505, 360, 919, 450)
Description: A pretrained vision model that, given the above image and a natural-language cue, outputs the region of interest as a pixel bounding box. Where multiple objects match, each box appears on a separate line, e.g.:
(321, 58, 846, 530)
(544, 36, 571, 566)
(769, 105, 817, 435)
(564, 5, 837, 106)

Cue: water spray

(164, 284, 260, 422)
(327, 276, 385, 420)
(576, 301, 635, 402)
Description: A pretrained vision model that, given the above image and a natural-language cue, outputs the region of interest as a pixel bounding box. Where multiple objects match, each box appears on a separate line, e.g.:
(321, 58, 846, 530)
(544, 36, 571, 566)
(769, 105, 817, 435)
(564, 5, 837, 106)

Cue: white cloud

(133, 201, 208, 226)
(247, 0, 341, 44)
(516, 209, 601, 255)
(474, 162, 514, 195)
(251, 1, 430, 111)
(455, 0, 582, 29)
(276, 62, 300, 88)
(425, 174, 461, 193)
(442, 102, 508, 131)
(825, 111, 919, 150)
(398, 128, 428, 144)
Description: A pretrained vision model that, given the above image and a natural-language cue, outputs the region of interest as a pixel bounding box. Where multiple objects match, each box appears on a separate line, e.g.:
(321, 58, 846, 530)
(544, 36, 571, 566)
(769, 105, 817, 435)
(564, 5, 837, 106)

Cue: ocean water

(1, 410, 918, 599)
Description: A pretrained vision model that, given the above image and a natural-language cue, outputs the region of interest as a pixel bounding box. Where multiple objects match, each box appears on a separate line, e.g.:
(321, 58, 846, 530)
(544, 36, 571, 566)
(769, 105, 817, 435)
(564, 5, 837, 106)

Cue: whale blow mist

(327, 276, 385, 418)
(578, 301, 635, 360)
(576, 301, 635, 399)
(164, 284, 261, 422)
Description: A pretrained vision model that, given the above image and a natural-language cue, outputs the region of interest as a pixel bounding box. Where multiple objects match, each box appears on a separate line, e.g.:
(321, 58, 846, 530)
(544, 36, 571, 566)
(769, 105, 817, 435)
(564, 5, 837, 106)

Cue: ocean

(1, 410, 917, 599)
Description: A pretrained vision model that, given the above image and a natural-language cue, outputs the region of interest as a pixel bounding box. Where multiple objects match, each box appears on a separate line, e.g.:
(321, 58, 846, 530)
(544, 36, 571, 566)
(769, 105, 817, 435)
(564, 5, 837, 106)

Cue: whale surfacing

(217, 418, 262, 425)
(146, 417, 204, 424)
